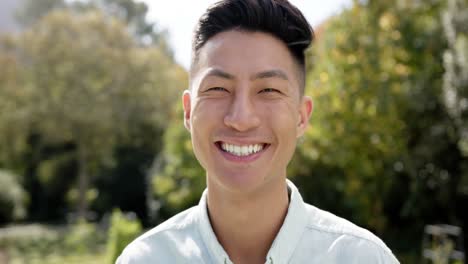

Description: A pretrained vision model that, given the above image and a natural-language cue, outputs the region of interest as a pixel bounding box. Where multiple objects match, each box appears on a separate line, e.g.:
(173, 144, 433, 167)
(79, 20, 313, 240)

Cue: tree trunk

(77, 142, 89, 220)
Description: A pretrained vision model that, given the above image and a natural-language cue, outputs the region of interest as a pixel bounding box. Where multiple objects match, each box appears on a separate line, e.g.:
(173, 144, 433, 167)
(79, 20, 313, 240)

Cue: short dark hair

(191, 0, 314, 93)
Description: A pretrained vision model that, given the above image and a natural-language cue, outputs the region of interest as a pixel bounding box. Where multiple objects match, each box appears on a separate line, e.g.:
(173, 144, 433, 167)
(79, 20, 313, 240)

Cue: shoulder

(116, 206, 200, 263)
(302, 204, 399, 263)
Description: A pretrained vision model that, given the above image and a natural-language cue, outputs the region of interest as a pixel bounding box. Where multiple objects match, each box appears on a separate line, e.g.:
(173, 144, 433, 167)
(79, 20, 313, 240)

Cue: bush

(0, 222, 107, 262)
(107, 209, 142, 263)
(0, 169, 28, 223)
(0, 224, 62, 260)
(64, 220, 106, 254)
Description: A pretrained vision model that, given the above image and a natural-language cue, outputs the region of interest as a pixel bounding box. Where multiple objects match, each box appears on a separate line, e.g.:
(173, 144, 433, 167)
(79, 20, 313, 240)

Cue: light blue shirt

(117, 180, 399, 263)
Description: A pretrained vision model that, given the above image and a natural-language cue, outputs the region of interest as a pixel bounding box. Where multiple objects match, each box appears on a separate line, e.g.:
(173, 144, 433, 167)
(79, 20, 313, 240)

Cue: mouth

(215, 141, 270, 157)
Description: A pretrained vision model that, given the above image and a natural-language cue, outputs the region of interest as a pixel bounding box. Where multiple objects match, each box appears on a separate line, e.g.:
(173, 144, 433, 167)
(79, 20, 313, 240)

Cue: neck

(206, 178, 289, 264)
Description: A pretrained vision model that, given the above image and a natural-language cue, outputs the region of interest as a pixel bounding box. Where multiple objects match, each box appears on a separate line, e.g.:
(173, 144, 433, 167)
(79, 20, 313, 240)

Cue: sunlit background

(0, 0, 467, 263)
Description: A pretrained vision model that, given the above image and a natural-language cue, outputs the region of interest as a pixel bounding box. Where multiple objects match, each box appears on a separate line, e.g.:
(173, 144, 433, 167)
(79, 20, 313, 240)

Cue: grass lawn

(10, 251, 108, 264)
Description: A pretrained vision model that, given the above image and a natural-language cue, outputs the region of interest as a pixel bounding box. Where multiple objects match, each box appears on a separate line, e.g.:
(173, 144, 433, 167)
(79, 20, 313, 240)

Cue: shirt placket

(223, 256, 274, 264)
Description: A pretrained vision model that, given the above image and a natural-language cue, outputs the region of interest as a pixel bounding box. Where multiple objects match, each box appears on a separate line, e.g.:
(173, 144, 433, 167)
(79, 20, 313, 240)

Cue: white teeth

(220, 142, 265, 156)
(241, 146, 248, 154)
(234, 146, 241, 155)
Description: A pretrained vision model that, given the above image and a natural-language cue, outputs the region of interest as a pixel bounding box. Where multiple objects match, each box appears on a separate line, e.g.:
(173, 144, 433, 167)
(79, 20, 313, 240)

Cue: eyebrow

(204, 68, 289, 81)
(251, 69, 289, 81)
(204, 68, 235, 80)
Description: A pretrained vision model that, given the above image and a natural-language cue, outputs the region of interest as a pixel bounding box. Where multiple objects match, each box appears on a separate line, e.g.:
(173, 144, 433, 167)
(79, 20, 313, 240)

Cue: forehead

(192, 30, 300, 87)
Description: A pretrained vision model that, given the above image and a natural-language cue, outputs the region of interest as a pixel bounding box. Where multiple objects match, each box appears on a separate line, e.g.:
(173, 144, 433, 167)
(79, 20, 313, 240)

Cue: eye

(259, 88, 281, 93)
(206, 87, 228, 92)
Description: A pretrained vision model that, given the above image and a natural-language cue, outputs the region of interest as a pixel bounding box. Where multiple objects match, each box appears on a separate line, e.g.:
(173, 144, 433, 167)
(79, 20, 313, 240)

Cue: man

(117, 0, 400, 263)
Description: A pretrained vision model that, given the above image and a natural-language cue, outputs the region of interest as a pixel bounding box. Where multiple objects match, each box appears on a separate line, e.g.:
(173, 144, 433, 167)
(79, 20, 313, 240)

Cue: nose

(224, 91, 261, 132)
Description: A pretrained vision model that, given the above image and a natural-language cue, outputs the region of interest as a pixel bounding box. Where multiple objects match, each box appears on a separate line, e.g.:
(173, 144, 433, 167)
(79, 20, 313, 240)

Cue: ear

(182, 90, 192, 131)
(296, 96, 313, 138)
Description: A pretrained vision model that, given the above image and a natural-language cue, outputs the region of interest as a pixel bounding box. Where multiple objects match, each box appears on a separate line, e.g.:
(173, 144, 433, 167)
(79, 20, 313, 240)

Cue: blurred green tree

(16, 0, 65, 27)
(0, 35, 29, 173)
(94, 0, 171, 50)
(106, 209, 142, 263)
(293, 0, 467, 258)
(0, 169, 28, 223)
(0, 10, 186, 220)
(442, 0, 468, 191)
(294, 0, 409, 233)
(441, 0, 468, 255)
(19, 0, 171, 53)
(152, 103, 205, 217)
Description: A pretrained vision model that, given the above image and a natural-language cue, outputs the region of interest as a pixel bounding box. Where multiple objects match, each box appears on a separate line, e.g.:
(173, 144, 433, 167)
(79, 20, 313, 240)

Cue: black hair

(191, 0, 314, 92)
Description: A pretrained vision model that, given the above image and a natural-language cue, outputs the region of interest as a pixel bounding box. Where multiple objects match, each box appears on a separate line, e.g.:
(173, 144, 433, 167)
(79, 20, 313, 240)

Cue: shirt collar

(266, 179, 309, 263)
(196, 179, 309, 264)
(197, 188, 231, 263)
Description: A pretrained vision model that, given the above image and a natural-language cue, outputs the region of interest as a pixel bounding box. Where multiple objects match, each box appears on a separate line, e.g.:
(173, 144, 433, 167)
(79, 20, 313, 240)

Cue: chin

(209, 169, 272, 194)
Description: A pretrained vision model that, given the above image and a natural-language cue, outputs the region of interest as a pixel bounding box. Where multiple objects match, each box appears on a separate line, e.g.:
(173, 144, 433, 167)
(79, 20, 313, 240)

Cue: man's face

(184, 30, 312, 194)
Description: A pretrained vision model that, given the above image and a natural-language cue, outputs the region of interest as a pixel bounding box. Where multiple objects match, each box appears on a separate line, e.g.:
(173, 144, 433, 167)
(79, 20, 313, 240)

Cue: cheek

(265, 102, 300, 158)
(191, 99, 226, 128)
(263, 101, 299, 134)
(275, 110, 299, 160)
(189, 99, 226, 166)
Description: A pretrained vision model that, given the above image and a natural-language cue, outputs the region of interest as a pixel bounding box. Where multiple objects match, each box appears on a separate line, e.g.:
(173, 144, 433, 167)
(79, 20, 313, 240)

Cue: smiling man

(117, 0, 399, 263)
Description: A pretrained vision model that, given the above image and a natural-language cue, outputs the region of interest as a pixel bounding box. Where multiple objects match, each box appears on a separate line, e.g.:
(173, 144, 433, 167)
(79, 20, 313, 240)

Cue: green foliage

(291, 0, 467, 257)
(442, 0, 468, 193)
(74, 0, 169, 49)
(0, 7, 186, 221)
(16, 0, 65, 27)
(152, 103, 205, 216)
(107, 209, 142, 264)
(18, 9, 139, 218)
(296, 0, 412, 232)
(0, 224, 61, 260)
(0, 36, 30, 175)
(64, 220, 105, 255)
(18, 0, 172, 52)
(0, 170, 28, 223)
(0, 223, 107, 263)
(37, 153, 76, 197)
(22, 252, 107, 264)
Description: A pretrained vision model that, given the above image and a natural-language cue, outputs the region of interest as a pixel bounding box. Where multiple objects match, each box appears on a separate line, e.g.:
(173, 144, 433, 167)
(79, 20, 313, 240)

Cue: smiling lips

(216, 141, 269, 157)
